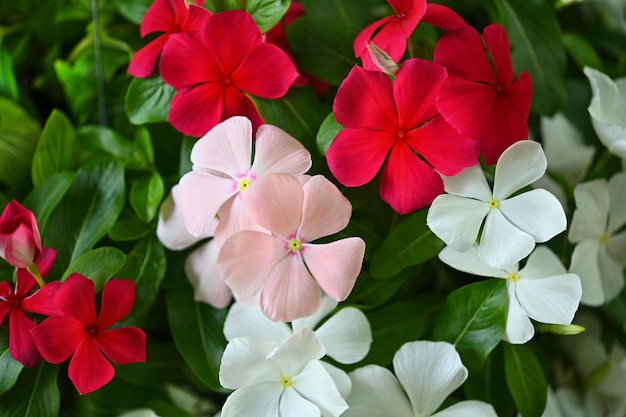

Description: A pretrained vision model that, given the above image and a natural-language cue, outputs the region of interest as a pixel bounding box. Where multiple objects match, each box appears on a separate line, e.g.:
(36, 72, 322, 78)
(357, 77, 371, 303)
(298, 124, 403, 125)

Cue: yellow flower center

(280, 376, 292, 387)
(488, 198, 499, 209)
(599, 233, 608, 245)
(288, 238, 302, 252)
(508, 272, 520, 282)
(238, 178, 251, 191)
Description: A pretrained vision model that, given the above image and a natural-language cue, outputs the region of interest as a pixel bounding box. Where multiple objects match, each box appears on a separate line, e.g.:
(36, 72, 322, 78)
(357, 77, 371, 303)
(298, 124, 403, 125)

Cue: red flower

(127, 0, 211, 78)
(32, 273, 146, 395)
(160, 10, 299, 137)
(0, 200, 43, 269)
(434, 24, 532, 164)
(0, 249, 60, 367)
(326, 59, 478, 214)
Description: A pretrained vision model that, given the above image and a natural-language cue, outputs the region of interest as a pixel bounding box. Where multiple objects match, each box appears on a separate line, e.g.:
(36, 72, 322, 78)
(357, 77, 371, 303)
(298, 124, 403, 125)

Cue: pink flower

(434, 24, 532, 164)
(159, 10, 299, 136)
(217, 173, 366, 322)
(0, 200, 44, 269)
(32, 273, 146, 395)
(177, 116, 311, 241)
(0, 249, 59, 367)
(326, 59, 478, 214)
(127, 0, 211, 78)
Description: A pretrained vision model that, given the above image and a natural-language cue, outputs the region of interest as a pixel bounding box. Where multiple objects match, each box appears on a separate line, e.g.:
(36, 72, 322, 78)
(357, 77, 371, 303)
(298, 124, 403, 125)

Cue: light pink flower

(217, 174, 366, 322)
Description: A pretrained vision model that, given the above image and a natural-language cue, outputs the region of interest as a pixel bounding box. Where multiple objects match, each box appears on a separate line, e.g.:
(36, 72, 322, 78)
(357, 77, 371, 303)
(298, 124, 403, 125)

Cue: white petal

(268, 328, 325, 377)
(185, 240, 232, 308)
(532, 175, 568, 211)
(441, 165, 492, 201)
(220, 382, 281, 417)
(607, 230, 626, 262)
(223, 302, 291, 344)
(320, 362, 352, 400)
(479, 209, 535, 270)
(292, 296, 338, 335)
(292, 360, 348, 417)
(518, 246, 567, 279)
(504, 283, 535, 344)
(279, 387, 320, 417)
(341, 366, 413, 417)
(568, 179, 610, 243)
(493, 141, 547, 200)
(219, 337, 281, 389)
(432, 400, 498, 417)
(499, 189, 566, 243)
(597, 245, 625, 303)
(314, 307, 372, 364)
(427, 194, 490, 251)
(608, 171, 626, 233)
(438, 245, 509, 278)
(515, 274, 582, 325)
(554, 388, 586, 417)
(156, 189, 205, 250)
(117, 409, 160, 417)
(393, 341, 467, 417)
(569, 240, 606, 306)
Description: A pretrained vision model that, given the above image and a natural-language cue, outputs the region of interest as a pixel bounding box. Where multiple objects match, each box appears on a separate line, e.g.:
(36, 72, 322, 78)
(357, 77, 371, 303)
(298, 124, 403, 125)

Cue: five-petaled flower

(32, 273, 146, 395)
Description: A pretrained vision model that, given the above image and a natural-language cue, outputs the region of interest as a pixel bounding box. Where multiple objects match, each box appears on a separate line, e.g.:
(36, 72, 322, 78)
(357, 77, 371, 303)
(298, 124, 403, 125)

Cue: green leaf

(109, 216, 152, 242)
(61, 247, 126, 292)
(118, 236, 166, 320)
(77, 125, 135, 161)
(44, 158, 125, 274)
(125, 76, 175, 125)
(23, 171, 75, 232)
(0, 328, 23, 395)
(370, 208, 444, 279)
(0, 44, 18, 101)
(346, 270, 409, 308)
(432, 279, 506, 373)
(115, 343, 186, 387)
(115, 0, 152, 24)
(0, 97, 40, 187)
(130, 172, 165, 223)
(487, 0, 567, 115)
(0, 362, 60, 417)
(504, 343, 548, 417)
(166, 289, 227, 391)
(562, 32, 604, 71)
(133, 127, 155, 168)
(246, 0, 291, 33)
(316, 112, 343, 156)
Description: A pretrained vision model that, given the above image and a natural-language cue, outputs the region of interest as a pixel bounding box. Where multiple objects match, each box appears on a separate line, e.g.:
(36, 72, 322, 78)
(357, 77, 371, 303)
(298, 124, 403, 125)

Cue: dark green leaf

(0, 97, 40, 187)
(0, 44, 18, 101)
(0, 362, 59, 417)
(370, 209, 444, 279)
(125, 76, 175, 125)
(23, 172, 75, 232)
(316, 112, 343, 156)
(115, 343, 186, 387)
(166, 289, 227, 391)
(504, 343, 547, 417)
(346, 270, 409, 308)
(246, 0, 291, 33)
(61, 246, 126, 292)
(133, 127, 155, 168)
(31, 109, 79, 187)
(562, 32, 604, 71)
(432, 279, 506, 373)
(130, 172, 164, 223)
(0, 328, 23, 395)
(77, 125, 135, 161)
(109, 216, 152, 242)
(115, 0, 151, 24)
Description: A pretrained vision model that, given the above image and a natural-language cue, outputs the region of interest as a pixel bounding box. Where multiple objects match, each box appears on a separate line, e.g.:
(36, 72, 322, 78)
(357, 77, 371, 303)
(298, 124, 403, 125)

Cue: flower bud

(0, 200, 43, 268)
(367, 42, 399, 76)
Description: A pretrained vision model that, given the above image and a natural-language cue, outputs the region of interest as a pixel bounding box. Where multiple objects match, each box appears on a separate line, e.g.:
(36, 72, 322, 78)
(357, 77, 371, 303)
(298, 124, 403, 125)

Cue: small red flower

(434, 24, 533, 164)
(160, 10, 299, 137)
(0, 249, 59, 367)
(127, 0, 212, 78)
(326, 59, 478, 214)
(32, 273, 146, 395)
(0, 200, 43, 269)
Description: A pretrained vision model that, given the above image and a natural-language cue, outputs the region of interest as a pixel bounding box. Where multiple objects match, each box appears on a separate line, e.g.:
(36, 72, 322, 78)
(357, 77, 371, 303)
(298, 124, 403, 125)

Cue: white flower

(584, 66, 626, 158)
(341, 341, 497, 417)
(427, 141, 567, 269)
(568, 171, 626, 305)
(219, 328, 348, 417)
(438, 245, 581, 344)
(116, 410, 160, 417)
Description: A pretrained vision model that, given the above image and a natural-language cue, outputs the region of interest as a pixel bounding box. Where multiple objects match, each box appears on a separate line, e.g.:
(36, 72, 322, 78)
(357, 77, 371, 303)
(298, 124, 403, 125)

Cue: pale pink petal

(504, 282, 534, 344)
(223, 302, 291, 344)
(441, 165, 492, 201)
(427, 194, 490, 251)
(292, 360, 349, 417)
(298, 175, 352, 242)
(218, 231, 285, 299)
(493, 141, 547, 200)
(185, 240, 232, 308)
(314, 307, 372, 364)
(515, 274, 581, 325)
(219, 336, 280, 389)
(157, 190, 206, 250)
(301, 238, 365, 302)
(479, 209, 536, 269)
(568, 179, 609, 242)
(214, 195, 268, 246)
(190, 116, 252, 177)
(251, 124, 311, 176)
(438, 245, 509, 279)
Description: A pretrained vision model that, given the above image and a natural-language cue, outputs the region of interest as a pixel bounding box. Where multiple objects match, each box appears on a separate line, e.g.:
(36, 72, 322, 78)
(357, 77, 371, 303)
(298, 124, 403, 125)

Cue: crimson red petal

(483, 24, 515, 86)
(388, 0, 416, 14)
(168, 84, 225, 137)
(55, 273, 96, 324)
(365, 20, 409, 71)
(434, 24, 494, 83)
(31, 316, 85, 364)
(97, 327, 147, 364)
(380, 143, 444, 214)
(353, 17, 392, 58)
(68, 337, 115, 395)
(181, 4, 212, 31)
(422, 3, 467, 31)
(21, 281, 62, 317)
(13, 268, 37, 299)
(232, 43, 298, 98)
(396, 1, 427, 36)
(326, 128, 394, 187)
(221, 87, 264, 132)
(140, 0, 179, 36)
(96, 280, 135, 329)
(14, 247, 57, 293)
(127, 34, 169, 78)
(333, 66, 397, 130)
(8, 309, 41, 367)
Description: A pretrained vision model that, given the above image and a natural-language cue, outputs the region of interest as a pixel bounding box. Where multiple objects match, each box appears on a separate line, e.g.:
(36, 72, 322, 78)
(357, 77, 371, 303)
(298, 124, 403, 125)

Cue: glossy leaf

(115, 0, 152, 24)
(246, 0, 291, 33)
(77, 126, 135, 161)
(0, 328, 23, 395)
(0, 44, 18, 101)
(125, 76, 175, 125)
(504, 343, 547, 417)
(0, 362, 59, 417)
(562, 32, 604, 71)
(109, 216, 152, 242)
(0, 97, 40, 187)
(130, 172, 164, 223)
(61, 246, 126, 293)
(316, 112, 343, 156)
(24, 171, 75, 232)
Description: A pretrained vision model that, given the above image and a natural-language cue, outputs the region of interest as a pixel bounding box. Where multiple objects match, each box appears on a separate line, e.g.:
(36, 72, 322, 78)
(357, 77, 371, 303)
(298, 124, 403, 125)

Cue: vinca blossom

(438, 245, 582, 344)
(584, 66, 626, 158)
(219, 328, 348, 417)
(568, 171, 626, 305)
(217, 174, 366, 322)
(427, 141, 567, 269)
(341, 341, 498, 417)
(0, 200, 45, 269)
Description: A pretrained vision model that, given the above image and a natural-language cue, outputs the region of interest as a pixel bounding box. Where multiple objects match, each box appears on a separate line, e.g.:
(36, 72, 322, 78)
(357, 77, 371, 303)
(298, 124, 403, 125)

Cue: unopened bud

(367, 42, 399, 76)
(536, 323, 586, 336)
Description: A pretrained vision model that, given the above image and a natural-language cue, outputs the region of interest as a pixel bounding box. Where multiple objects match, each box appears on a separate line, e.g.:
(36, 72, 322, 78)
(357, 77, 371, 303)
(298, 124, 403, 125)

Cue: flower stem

(26, 263, 46, 288)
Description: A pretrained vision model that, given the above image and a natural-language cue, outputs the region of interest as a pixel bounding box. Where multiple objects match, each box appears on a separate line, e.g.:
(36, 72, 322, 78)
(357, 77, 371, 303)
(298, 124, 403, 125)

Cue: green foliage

(504, 343, 548, 417)
(130, 171, 164, 223)
(61, 246, 126, 292)
(315, 112, 343, 156)
(0, 328, 23, 395)
(125, 77, 175, 125)
(0, 98, 40, 188)
(23, 172, 75, 231)
(246, 0, 291, 33)
(0, 363, 60, 417)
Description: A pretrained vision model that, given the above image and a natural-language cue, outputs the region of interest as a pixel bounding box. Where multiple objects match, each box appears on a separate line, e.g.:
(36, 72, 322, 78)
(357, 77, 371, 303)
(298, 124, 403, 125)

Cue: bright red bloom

(434, 24, 532, 164)
(326, 59, 479, 214)
(127, 0, 211, 78)
(160, 10, 299, 137)
(32, 273, 146, 395)
(0, 249, 59, 367)
(0, 200, 43, 269)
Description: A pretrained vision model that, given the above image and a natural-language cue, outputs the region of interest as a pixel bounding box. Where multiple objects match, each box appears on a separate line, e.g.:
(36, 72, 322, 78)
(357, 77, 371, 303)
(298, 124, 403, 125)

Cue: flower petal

(97, 279, 136, 329)
(434, 24, 494, 83)
(597, 245, 625, 304)
(185, 240, 233, 308)
(479, 209, 536, 269)
(608, 171, 626, 233)
(291, 296, 338, 334)
(167, 83, 225, 137)
(363, 21, 408, 71)
(127, 35, 169, 78)
(422, 3, 467, 31)
(441, 165, 492, 201)
(268, 328, 325, 376)
(394, 58, 446, 127)
(569, 240, 605, 306)
(438, 245, 508, 279)
(219, 336, 281, 389)
(97, 327, 146, 365)
(504, 282, 534, 344)
(493, 141, 547, 200)
(427, 194, 490, 251)
(68, 337, 115, 395)
(393, 341, 467, 417)
(20, 280, 62, 317)
(8, 309, 41, 367)
(292, 360, 348, 417)
(568, 179, 609, 242)
(302, 238, 365, 302)
(314, 307, 372, 364)
(515, 274, 581, 325)
(320, 362, 352, 400)
(482, 24, 515, 85)
(221, 87, 265, 132)
(279, 386, 321, 417)
(31, 316, 85, 364)
(223, 302, 291, 344)
(156, 188, 207, 250)
(298, 175, 352, 241)
(252, 124, 312, 176)
(55, 273, 96, 324)
(518, 246, 567, 279)
(220, 382, 282, 417)
(432, 400, 498, 417)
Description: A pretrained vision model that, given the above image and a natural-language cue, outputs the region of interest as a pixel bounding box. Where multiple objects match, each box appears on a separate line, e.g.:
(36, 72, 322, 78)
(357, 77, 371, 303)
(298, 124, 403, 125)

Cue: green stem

(26, 263, 46, 288)
(92, 0, 107, 126)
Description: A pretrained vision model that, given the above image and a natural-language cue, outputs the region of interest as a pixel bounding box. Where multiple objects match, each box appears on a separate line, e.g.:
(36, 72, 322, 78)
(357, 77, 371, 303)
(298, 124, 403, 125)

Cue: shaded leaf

(0, 362, 59, 417)
(24, 171, 75, 232)
(61, 246, 126, 293)
(0, 97, 40, 187)
(504, 343, 547, 417)
(0, 328, 23, 395)
(130, 172, 164, 223)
